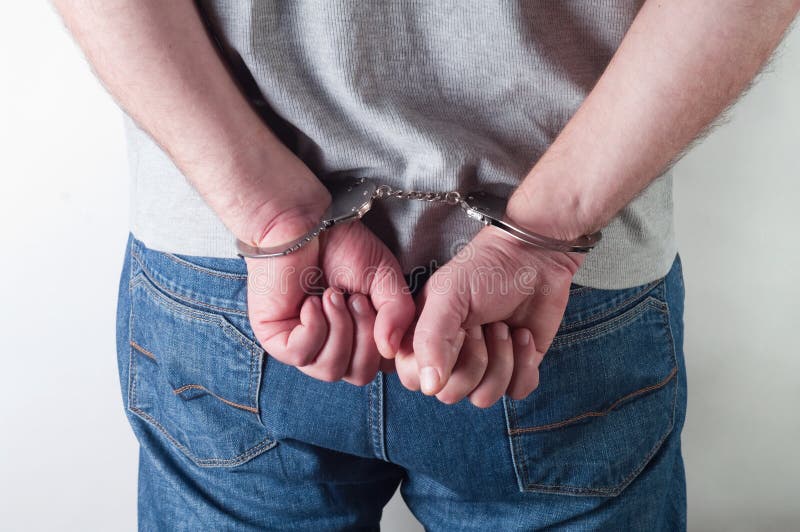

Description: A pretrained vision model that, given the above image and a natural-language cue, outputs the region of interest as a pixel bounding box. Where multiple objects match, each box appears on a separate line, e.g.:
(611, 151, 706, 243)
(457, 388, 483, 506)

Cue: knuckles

(284, 350, 317, 368)
(469, 394, 500, 409)
(244, 223, 573, 403)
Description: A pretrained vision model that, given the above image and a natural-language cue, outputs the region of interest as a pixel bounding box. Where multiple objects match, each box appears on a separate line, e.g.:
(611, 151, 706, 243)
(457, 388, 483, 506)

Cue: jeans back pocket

(127, 245, 276, 468)
(504, 279, 679, 496)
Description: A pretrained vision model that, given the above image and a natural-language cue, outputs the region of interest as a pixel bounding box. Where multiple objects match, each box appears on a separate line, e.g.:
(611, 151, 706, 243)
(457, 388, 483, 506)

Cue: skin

(52, 0, 416, 386)
(55, 0, 799, 406)
(400, 0, 800, 403)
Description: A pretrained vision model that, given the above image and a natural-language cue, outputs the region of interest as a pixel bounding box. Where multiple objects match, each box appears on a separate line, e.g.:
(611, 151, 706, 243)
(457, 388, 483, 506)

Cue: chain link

(287, 182, 463, 256)
(239, 177, 600, 258)
(372, 184, 463, 206)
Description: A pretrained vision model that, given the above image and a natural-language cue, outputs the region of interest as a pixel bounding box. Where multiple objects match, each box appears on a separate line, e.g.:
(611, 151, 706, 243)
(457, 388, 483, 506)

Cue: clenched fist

(394, 226, 584, 407)
(246, 216, 415, 386)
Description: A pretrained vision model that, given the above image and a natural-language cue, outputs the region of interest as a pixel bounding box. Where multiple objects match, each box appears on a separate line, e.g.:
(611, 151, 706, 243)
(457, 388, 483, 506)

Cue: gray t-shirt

(126, 0, 675, 289)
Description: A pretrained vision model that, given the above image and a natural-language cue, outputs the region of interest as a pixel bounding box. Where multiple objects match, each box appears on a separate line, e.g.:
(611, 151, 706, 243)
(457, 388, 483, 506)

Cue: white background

(1, 4, 798, 531)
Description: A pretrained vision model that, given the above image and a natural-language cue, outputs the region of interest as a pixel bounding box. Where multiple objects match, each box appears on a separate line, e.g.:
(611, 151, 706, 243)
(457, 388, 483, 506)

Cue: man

(55, 1, 798, 530)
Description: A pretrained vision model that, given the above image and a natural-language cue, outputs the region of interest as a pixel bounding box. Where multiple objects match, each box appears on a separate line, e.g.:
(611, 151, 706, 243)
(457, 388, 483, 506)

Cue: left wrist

(506, 170, 600, 244)
(479, 223, 585, 275)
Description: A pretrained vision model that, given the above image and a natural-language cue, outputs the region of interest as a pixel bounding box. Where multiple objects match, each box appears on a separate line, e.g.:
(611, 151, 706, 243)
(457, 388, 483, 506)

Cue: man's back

(127, 0, 674, 289)
(53, 0, 800, 528)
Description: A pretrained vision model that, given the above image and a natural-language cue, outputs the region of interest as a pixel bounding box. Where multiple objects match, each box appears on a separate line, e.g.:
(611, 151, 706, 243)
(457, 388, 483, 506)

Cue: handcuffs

(236, 178, 602, 258)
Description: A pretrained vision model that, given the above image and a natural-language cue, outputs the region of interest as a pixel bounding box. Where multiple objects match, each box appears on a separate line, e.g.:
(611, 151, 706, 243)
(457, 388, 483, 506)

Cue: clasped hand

(246, 218, 582, 407)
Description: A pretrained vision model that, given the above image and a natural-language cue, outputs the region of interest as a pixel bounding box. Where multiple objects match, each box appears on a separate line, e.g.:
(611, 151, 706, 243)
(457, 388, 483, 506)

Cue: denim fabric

(116, 234, 687, 531)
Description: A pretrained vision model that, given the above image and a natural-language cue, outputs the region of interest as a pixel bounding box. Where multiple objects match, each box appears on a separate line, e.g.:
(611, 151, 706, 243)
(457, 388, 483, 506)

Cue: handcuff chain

(372, 184, 463, 206)
(238, 178, 601, 258)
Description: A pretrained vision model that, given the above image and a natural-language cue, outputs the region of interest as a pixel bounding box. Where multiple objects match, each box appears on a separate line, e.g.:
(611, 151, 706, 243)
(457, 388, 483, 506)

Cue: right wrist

(248, 198, 330, 249)
(190, 128, 331, 248)
(222, 164, 331, 248)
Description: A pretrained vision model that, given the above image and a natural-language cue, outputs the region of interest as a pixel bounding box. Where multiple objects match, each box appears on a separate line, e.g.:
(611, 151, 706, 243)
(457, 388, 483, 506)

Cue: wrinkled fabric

(117, 235, 687, 530)
(126, 0, 675, 289)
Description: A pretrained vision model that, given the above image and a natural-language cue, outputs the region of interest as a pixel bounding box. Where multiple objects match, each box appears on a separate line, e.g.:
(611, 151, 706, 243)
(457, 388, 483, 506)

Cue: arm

(52, 0, 329, 244)
(404, 0, 800, 405)
(508, 0, 800, 241)
(54, 0, 415, 384)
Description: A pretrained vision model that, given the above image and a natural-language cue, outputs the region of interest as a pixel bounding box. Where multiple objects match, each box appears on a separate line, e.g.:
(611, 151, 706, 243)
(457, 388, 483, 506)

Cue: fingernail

(379, 329, 403, 358)
(494, 323, 509, 340)
(330, 290, 344, 307)
(389, 329, 403, 353)
(517, 329, 531, 346)
(467, 326, 482, 340)
(351, 294, 367, 315)
(419, 366, 441, 395)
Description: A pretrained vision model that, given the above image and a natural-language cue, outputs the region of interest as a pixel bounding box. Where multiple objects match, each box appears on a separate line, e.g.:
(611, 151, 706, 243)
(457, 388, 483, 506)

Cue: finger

(506, 328, 543, 400)
(469, 322, 514, 408)
(528, 280, 571, 355)
(255, 296, 327, 367)
(413, 283, 469, 395)
(298, 288, 353, 382)
(343, 293, 381, 386)
(435, 326, 489, 405)
(394, 328, 420, 391)
(320, 223, 415, 360)
(370, 264, 416, 359)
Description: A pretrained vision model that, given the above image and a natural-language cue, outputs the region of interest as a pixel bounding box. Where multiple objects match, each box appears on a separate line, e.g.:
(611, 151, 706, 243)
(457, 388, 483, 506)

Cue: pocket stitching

(553, 296, 664, 348)
(560, 279, 662, 332)
(509, 366, 677, 435)
(172, 384, 259, 414)
(125, 242, 274, 468)
(164, 252, 248, 280)
(131, 250, 248, 316)
(131, 274, 261, 363)
(507, 297, 679, 496)
(128, 341, 264, 414)
(568, 285, 592, 295)
(130, 340, 156, 360)
(131, 274, 264, 412)
(515, 399, 675, 496)
(128, 346, 276, 467)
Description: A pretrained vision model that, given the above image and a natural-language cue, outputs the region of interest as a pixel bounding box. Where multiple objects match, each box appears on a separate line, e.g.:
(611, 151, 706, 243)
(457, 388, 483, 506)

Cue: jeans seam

(130, 340, 156, 360)
(568, 285, 592, 295)
(164, 252, 248, 280)
(509, 366, 678, 435)
(559, 279, 662, 332)
(552, 297, 663, 348)
(132, 249, 248, 316)
(128, 342, 276, 467)
(126, 238, 137, 420)
(663, 259, 682, 438)
(129, 404, 277, 467)
(131, 275, 262, 370)
(369, 373, 388, 461)
(172, 384, 260, 414)
(506, 287, 680, 496)
(503, 396, 526, 492)
(518, 312, 679, 496)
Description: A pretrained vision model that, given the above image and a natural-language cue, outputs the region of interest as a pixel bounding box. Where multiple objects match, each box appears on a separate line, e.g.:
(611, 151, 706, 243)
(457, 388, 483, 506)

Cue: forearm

(508, 0, 800, 241)
(53, 0, 329, 244)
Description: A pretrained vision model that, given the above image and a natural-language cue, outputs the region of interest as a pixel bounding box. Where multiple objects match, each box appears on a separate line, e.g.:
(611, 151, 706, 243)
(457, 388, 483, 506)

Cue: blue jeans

(116, 235, 687, 531)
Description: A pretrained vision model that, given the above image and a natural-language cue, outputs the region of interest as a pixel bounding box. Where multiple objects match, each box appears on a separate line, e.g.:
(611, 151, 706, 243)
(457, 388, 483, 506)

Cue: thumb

(412, 280, 468, 395)
(369, 258, 416, 360)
